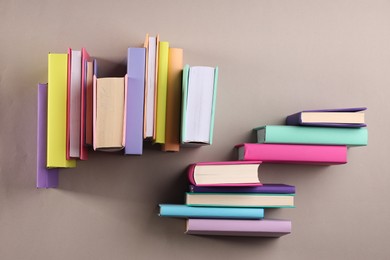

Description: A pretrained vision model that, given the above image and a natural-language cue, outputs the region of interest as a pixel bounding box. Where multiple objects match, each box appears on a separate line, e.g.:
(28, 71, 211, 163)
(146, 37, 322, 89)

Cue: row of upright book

(36, 34, 219, 188)
(159, 108, 368, 237)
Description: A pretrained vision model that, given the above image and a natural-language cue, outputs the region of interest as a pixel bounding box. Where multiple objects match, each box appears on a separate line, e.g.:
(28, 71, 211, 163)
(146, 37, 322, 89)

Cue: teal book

(159, 204, 264, 219)
(186, 193, 294, 208)
(254, 125, 368, 146)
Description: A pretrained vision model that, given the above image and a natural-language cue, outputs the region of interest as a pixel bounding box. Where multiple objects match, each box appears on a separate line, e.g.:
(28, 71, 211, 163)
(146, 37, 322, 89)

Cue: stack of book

(159, 107, 368, 237)
(36, 34, 219, 188)
(159, 161, 295, 237)
(237, 108, 368, 164)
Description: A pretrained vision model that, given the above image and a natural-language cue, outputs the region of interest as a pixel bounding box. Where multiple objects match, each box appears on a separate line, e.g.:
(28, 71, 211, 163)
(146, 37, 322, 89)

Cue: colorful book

(286, 107, 366, 127)
(79, 48, 90, 160)
(186, 193, 294, 208)
(125, 47, 146, 155)
(254, 125, 368, 146)
(66, 49, 82, 159)
(185, 218, 291, 237)
(47, 53, 76, 168)
(188, 161, 262, 186)
(155, 41, 169, 144)
(143, 34, 159, 140)
(85, 60, 94, 146)
(162, 48, 183, 152)
(93, 60, 126, 151)
(159, 204, 264, 219)
(181, 65, 219, 146)
(237, 143, 347, 164)
(37, 83, 59, 188)
(189, 184, 295, 194)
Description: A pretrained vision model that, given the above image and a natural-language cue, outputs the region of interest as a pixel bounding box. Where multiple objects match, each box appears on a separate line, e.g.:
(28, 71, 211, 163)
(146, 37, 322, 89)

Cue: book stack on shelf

(159, 108, 368, 237)
(237, 108, 368, 164)
(159, 161, 294, 237)
(36, 34, 219, 188)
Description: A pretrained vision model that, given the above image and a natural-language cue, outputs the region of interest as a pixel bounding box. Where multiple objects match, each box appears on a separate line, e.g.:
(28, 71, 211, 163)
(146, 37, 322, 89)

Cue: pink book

(79, 48, 89, 160)
(188, 161, 262, 187)
(236, 143, 347, 165)
(186, 219, 291, 237)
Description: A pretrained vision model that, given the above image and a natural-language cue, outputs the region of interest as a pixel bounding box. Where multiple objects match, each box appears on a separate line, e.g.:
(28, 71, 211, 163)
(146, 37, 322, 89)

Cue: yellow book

(155, 41, 169, 144)
(47, 53, 76, 168)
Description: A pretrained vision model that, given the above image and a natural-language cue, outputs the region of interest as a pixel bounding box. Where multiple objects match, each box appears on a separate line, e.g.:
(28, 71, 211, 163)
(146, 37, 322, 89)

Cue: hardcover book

(186, 193, 294, 208)
(189, 184, 295, 194)
(237, 143, 347, 164)
(47, 53, 76, 168)
(159, 204, 264, 219)
(254, 125, 368, 146)
(79, 48, 90, 160)
(37, 83, 59, 188)
(181, 65, 219, 146)
(155, 41, 169, 144)
(162, 48, 183, 152)
(286, 107, 366, 127)
(185, 218, 291, 237)
(125, 47, 146, 155)
(188, 161, 262, 186)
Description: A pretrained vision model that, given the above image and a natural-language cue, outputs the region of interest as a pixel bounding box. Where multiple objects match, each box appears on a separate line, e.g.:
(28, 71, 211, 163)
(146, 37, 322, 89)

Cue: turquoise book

(254, 125, 368, 146)
(159, 204, 264, 219)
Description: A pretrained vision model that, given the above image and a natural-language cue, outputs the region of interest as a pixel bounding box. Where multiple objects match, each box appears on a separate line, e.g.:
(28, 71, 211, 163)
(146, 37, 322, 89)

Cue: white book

(145, 36, 157, 138)
(69, 50, 82, 158)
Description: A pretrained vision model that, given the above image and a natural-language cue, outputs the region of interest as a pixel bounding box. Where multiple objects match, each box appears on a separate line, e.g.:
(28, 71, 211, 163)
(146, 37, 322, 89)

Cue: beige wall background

(1, 0, 389, 259)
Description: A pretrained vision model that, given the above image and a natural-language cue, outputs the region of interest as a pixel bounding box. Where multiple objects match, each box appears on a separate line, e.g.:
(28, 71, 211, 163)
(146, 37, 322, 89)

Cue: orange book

(162, 48, 183, 151)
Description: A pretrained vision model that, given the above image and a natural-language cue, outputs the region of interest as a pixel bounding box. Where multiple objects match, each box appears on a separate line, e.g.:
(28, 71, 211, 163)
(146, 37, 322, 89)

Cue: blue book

(159, 204, 264, 219)
(125, 48, 146, 155)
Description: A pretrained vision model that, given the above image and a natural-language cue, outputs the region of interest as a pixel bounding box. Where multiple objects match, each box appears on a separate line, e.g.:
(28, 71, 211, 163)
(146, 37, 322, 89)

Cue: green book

(254, 125, 368, 146)
(155, 41, 169, 144)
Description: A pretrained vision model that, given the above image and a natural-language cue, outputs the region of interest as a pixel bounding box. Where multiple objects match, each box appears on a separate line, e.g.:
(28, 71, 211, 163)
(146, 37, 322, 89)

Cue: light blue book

(159, 204, 264, 219)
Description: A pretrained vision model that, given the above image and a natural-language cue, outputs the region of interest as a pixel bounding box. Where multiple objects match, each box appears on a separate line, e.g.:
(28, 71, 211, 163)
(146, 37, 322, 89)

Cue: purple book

(125, 48, 146, 155)
(286, 107, 367, 127)
(186, 218, 291, 237)
(37, 83, 59, 188)
(189, 184, 295, 194)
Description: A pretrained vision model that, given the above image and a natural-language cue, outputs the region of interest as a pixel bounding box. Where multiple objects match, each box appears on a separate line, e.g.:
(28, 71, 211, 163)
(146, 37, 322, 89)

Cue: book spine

(79, 48, 90, 160)
(125, 48, 146, 155)
(186, 219, 291, 237)
(162, 48, 183, 152)
(37, 83, 59, 188)
(189, 184, 296, 194)
(159, 204, 264, 219)
(155, 41, 169, 144)
(47, 53, 76, 168)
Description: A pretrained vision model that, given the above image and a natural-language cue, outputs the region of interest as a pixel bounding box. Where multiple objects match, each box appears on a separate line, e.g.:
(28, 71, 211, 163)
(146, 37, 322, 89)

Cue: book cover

(186, 193, 294, 208)
(125, 47, 146, 155)
(37, 83, 59, 188)
(162, 48, 183, 152)
(155, 41, 169, 144)
(286, 107, 367, 127)
(186, 218, 291, 237)
(188, 161, 262, 186)
(79, 48, 90, 160)
(254, 125, 368, 146)
(189, 184, 296, 194)
(47, 53, 76, 168)
(237, 143, 347, 164)
(66, 49, 82, 159)
(159, 204, 264, 219)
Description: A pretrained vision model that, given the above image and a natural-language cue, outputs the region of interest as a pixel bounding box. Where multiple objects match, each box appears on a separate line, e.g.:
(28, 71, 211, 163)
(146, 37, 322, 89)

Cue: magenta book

(237, 143, 347, 165)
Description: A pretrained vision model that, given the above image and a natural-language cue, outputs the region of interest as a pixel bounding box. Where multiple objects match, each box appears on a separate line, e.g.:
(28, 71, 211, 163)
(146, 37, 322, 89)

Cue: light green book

(155, 41, 169, 144)
(254, 125, 368, 146)
(181, 65, 219, 146)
